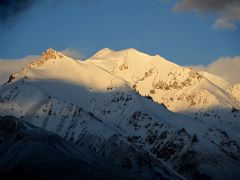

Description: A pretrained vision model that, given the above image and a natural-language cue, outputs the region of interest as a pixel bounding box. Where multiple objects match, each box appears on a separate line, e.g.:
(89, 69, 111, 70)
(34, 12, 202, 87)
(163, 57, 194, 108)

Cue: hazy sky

(0, 0, 239, 65)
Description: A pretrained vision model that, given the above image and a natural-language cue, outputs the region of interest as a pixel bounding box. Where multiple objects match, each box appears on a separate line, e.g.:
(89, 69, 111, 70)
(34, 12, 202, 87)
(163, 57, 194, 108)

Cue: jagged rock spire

(41, 48, 64, 61)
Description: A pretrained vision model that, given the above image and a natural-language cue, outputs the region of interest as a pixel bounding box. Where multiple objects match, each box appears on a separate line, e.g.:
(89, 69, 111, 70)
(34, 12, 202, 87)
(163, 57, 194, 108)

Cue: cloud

(61, 48, 83, 60)
(0, 0, 37, 24)
(173, 0, 240, 30)
(212, 18, 236, 30)
(193, 56, 240, 84)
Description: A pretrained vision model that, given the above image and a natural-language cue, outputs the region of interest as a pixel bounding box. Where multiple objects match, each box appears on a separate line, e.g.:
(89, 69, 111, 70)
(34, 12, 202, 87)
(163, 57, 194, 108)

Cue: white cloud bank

(193, 56, 240, 84)
(212, 18, 237, 31)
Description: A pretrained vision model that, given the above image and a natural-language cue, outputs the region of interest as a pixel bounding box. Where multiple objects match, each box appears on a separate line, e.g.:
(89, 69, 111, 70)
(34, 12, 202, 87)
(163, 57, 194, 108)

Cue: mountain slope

(88, 48, 240, 133)
(228, 83, 240, 101)
(0, 115, 182, 180)
(0, 115, 119, 179)
(0, 48, 240, 179)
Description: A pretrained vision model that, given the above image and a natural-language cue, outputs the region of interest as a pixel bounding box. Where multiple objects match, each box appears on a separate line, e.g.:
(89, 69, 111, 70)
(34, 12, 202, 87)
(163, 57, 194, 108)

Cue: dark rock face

(7, 75, 16, 83)
(0, 115, 19, 133)
(0, 116, 99, 180)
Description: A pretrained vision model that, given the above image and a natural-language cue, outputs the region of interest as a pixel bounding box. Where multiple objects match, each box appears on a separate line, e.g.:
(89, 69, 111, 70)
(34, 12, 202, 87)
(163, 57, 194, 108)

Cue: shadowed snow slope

(0, 115, 183, 180)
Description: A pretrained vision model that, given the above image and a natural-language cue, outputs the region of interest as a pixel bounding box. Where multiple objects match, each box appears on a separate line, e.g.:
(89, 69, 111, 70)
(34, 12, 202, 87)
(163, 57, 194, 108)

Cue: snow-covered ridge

(87, 48, 240, 133)
(6, 48, 130, 93)
(3, 47, 240, 132)
(5, 48, 65, 84)
(21, 48, 65, 69)
(0, 56, 40, 85)
(3, 47, 240, 130)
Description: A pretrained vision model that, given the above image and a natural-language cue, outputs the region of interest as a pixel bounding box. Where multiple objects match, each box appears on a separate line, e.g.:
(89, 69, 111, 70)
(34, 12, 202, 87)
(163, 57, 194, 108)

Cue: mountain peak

(6, 48, 67, 83)
(89, 48, 178, 71)
(41, 48, 64, 61)
(91, 48, 153, 61)
(93, 48, 114, 57)
(120, 48, 141, 53)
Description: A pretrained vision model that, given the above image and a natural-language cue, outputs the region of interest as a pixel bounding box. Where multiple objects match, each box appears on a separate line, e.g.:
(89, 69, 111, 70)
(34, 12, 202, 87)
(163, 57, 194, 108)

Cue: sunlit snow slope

(88, 48, 240, 133)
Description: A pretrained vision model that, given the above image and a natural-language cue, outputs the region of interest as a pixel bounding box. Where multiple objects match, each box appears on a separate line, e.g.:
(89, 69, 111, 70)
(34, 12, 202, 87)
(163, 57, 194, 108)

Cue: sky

(0, 0, 239, 66)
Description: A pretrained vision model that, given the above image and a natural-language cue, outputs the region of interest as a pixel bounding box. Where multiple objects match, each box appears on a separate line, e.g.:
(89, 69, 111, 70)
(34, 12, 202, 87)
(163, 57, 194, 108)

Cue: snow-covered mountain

(0, 115, 181, 180)
(0, 48, 240, 179)
(88, 48, 240, 134)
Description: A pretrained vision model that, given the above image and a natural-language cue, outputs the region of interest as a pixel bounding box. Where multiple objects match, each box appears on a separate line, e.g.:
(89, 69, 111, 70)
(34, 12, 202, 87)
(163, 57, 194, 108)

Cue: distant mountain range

(0, 48, 240, 179)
